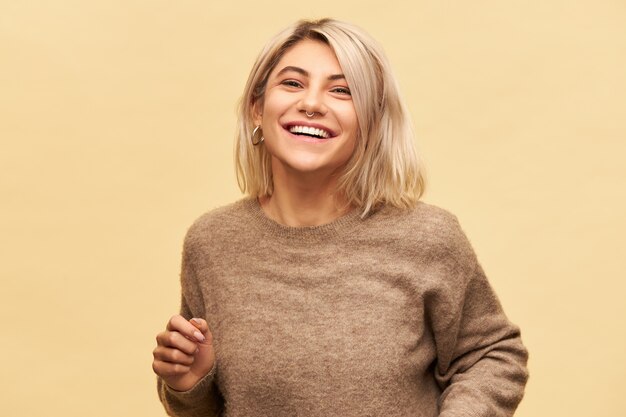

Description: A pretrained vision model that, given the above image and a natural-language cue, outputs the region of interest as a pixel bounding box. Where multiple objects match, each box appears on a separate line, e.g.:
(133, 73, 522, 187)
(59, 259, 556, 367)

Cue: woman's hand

(152, 314, 215, 392)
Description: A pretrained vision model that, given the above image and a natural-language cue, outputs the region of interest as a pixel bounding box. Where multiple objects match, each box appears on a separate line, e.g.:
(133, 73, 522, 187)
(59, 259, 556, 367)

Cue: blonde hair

(235, 18, 426, 215)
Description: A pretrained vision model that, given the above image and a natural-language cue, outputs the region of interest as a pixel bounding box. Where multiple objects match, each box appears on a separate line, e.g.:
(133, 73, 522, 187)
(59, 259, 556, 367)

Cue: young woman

(152, 18, 528, 417)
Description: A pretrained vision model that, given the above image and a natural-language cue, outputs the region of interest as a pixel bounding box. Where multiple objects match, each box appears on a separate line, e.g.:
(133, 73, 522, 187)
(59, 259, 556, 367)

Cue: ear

(252, 99, 263, 126)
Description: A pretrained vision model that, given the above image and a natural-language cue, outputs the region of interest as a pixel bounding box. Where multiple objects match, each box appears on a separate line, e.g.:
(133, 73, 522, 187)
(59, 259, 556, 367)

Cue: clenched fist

(152, 314, 215, 392)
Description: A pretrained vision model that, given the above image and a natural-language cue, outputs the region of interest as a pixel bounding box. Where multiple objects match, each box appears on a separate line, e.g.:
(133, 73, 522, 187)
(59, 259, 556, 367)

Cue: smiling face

(254, 39, 359, 184)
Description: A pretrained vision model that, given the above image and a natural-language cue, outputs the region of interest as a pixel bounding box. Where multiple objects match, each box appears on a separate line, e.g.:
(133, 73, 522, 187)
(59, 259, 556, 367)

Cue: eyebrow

(275, 65, 346, 81)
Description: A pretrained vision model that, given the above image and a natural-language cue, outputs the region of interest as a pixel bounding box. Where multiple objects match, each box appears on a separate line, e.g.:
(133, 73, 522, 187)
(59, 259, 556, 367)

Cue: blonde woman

(152, 19, 528, 417)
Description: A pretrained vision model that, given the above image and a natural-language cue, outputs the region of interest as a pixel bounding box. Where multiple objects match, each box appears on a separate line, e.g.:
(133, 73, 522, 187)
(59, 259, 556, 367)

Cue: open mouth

(284, 124, 335, 139)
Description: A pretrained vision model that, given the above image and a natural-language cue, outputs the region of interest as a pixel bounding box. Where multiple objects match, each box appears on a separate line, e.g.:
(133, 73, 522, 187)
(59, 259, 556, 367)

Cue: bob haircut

(235, 18, 426, 216)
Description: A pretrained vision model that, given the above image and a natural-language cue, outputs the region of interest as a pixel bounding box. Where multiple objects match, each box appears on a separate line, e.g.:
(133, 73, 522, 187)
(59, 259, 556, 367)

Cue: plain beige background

(1, 1, 624, 416)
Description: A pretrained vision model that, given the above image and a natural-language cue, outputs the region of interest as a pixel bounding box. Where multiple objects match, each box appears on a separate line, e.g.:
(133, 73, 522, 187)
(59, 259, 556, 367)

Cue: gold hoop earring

(251, 125, 264, 146)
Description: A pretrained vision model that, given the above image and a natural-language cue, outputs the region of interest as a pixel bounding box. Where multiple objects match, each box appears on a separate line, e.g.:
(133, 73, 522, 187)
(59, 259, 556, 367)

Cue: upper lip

(282, 121, 338, 138)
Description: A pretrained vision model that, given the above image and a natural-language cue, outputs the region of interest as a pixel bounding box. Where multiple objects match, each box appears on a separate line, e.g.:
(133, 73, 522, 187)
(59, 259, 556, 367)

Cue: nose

(296, 85, 327, 117)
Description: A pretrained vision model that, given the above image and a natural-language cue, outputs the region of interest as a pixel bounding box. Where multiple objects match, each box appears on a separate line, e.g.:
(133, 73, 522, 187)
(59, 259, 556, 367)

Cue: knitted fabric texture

(157, 198, 529, 417)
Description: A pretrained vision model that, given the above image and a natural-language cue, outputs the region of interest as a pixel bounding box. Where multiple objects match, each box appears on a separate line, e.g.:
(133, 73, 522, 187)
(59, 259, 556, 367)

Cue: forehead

(270, 39, 343, 77)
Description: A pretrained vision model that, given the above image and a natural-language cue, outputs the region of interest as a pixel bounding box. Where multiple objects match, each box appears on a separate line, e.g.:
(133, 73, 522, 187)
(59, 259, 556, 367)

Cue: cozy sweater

(157, 198, 529, 417)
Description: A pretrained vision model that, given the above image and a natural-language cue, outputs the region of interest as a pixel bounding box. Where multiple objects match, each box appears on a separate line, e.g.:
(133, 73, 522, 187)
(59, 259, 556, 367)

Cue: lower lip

(284, 128, 334, 143)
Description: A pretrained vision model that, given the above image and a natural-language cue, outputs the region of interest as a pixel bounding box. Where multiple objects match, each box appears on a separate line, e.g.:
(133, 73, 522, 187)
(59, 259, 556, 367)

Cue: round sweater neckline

(241, 197, 365, 241)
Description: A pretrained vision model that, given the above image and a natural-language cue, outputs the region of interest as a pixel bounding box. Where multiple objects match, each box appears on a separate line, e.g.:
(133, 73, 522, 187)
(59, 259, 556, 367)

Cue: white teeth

(289, 125, 330, 139)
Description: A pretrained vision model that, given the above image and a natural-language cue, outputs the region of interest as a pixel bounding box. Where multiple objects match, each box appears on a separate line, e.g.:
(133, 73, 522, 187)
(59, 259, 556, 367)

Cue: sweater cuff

(163, 362, 217, 401)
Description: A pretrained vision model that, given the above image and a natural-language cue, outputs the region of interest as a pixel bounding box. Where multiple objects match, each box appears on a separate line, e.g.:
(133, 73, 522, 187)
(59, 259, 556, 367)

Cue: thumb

(189, 318, 215, 375)
(189, 318, 213, 346)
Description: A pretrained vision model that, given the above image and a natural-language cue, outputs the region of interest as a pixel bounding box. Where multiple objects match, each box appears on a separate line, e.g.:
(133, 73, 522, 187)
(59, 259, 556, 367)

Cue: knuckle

(153, 346, 166, 359)
(188, 343, 200, 355)
(166, 314, 181, 330)
(170, 349, 183, 362)
(180, 342, 194, 355)
(152, 361, 161, 375)
(173, 364, 188, 374)
(177, 351, 193, 365)
(156, 331, 169, 345)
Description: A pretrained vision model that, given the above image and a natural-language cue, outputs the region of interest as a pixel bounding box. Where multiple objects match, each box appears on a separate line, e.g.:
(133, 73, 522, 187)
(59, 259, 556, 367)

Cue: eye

(331, 86, 351, 96)
(281, 79, 303, 88)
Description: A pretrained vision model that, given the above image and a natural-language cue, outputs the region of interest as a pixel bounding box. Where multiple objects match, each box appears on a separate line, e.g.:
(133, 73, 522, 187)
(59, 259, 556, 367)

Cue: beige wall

(1, 1, 624, 416)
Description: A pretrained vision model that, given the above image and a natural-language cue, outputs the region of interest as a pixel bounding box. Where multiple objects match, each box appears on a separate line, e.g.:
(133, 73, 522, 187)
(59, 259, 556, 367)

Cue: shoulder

(372, 201, 463, 239)
(182, 198, 254, 253)
(368, 201, 477, 262)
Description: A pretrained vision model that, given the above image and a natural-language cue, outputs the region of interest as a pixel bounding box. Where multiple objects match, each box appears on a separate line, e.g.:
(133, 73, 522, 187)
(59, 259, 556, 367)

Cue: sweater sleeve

(156, 230, 224, 417)
(426, 216, 529, 417)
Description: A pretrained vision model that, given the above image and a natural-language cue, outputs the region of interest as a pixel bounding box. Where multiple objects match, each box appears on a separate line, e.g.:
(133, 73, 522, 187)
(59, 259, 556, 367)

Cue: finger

(189, 318, 213, 345)
(153, 345, 195, 366)
(166, 314, 207, 344)
(189, 317, 204, 331)
(156, 330, 198, 355)
(152, 360, 191, 377)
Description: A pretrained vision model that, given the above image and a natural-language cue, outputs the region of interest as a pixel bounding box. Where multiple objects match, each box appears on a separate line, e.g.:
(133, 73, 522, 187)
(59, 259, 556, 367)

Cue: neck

(259, 169, 353, 227)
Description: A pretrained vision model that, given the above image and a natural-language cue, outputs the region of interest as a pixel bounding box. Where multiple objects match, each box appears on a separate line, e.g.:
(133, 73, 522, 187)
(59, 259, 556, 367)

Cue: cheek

(339, 131, 358, 160)
(259, 102, 280, 134)
(344, 112, 359, 141)
(340, 103, 358, 132)
(262, 90, 290, 115)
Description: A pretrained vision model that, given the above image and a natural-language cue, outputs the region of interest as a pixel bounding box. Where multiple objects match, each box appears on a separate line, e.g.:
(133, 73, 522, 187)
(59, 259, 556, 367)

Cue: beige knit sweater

(157, 198, 528, 417)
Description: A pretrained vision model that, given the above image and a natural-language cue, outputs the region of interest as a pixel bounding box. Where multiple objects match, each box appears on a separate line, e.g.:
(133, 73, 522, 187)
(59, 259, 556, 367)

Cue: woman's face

(254, 39, 359, 182)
